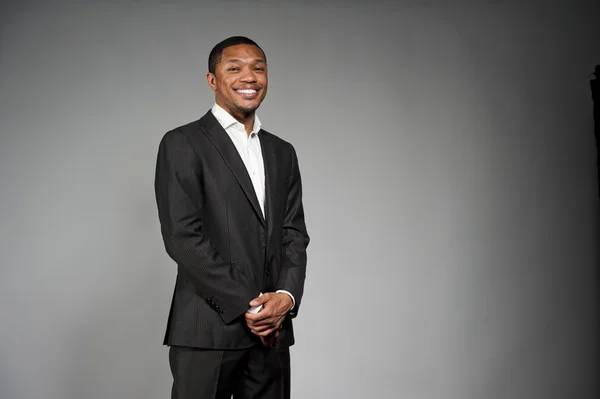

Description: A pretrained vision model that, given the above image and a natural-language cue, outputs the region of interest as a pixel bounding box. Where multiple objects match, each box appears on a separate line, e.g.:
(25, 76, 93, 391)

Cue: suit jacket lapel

(200, 111, 266, 226)
(260, 130, 278, 244)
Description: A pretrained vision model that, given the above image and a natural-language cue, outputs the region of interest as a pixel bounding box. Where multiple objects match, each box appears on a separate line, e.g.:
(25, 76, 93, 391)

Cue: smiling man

(154, 36, 310, 399)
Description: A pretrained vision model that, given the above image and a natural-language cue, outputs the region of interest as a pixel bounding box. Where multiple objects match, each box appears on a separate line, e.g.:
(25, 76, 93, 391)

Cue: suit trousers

(169, 345, 291, 399)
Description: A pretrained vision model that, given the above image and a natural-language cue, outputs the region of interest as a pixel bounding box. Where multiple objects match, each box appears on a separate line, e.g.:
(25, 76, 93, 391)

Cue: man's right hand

(245, 292, 292, 337)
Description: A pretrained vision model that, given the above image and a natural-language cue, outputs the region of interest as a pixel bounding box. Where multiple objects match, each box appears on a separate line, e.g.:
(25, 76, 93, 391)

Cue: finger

(250, 322, 278, 333)
(249, 292, 271, 307)
(250, 317, 284, 333)
(256, 327, 278, 337)
(246, 315, 274, 327)
(260, 336, 273, 347)
(247, 316, 282, 329)
(253, 323, 274, 331)
(245, 305, 288, 321)
(251, 327, 278, 338)
(245, 309, 276, 323)
(261, 335, 276, 348)
(247, 303, 263, 315)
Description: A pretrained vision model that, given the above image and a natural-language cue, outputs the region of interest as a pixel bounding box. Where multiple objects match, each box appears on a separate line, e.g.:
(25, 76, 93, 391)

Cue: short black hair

(208, 36, 265, 74)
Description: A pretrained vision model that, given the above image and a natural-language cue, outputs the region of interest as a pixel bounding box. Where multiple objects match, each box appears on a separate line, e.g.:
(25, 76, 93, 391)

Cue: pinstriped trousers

(169, 345, 291, 399)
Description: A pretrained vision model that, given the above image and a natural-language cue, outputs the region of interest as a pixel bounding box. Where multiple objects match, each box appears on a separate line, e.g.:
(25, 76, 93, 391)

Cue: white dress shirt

(211, 104, 295, 312)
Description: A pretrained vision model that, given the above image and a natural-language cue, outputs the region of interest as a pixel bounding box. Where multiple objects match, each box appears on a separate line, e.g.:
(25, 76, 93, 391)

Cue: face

(206, 44, 268, 119)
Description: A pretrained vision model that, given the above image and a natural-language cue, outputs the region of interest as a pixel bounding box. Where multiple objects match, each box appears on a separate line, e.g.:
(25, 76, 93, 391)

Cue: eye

(255, 67, 265, 71)
(228, 67, 240, 72)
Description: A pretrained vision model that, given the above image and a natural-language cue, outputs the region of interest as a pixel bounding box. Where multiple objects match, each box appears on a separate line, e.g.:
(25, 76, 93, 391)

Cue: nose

(239, 67, 257, 83)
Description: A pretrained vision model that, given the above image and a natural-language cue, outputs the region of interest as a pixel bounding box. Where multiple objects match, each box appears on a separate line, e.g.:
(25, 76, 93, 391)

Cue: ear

(206, 73, 217, 91)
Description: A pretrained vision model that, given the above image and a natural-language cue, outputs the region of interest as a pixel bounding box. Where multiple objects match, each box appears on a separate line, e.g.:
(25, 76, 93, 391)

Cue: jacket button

(265, 268, 271, 276)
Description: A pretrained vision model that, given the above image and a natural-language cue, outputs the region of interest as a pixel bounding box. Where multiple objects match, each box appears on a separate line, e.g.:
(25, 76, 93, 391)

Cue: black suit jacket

(154, 111, 309, 350)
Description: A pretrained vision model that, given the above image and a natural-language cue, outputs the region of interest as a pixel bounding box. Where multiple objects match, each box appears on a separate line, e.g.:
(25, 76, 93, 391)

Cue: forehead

(220, 44, 266, 63)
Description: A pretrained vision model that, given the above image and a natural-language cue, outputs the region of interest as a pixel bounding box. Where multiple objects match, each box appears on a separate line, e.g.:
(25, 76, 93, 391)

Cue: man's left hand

(245, 292, 293, 337)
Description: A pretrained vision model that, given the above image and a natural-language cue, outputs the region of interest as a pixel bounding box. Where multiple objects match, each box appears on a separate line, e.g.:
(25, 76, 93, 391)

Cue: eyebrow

(223, 58, 266, 64)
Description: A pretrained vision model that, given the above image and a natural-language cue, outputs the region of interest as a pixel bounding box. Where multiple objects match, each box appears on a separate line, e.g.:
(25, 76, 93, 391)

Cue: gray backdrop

(1, 0, 598, 398)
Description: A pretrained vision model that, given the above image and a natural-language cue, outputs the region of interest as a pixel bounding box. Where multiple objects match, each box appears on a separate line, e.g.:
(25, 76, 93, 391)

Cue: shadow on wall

(58, 196, 171, 399)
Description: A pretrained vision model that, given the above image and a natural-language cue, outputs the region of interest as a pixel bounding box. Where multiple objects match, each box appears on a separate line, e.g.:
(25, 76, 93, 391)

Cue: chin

(235, 103, 260, 113)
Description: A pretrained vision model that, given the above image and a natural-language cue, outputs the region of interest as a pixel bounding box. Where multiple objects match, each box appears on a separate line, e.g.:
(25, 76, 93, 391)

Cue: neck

(235, 112, 255, 136)
(218, 103, 256, 136)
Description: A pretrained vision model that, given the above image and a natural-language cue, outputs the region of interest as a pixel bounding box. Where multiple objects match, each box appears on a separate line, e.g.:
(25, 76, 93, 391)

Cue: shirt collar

(211, 103, 262, 135)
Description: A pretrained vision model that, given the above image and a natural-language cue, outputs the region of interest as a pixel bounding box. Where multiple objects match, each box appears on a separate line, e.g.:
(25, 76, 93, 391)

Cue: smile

(235, 88, 260, 100)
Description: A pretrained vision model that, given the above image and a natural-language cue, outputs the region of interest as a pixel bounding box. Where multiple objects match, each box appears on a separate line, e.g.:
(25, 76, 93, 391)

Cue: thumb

(249, 292, 267, 307)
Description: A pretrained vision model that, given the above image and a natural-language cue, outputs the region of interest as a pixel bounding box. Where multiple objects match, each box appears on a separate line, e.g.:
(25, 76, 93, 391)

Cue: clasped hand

(245, 292, 293, 346)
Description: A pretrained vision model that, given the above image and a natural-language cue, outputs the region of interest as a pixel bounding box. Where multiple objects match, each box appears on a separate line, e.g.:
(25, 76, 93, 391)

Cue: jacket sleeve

(276, 143, 310, 318)
(154, 129, 259, 324)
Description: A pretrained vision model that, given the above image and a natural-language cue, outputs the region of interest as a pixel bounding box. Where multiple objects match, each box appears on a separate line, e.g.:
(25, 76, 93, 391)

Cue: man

(154, 36, 310, 399)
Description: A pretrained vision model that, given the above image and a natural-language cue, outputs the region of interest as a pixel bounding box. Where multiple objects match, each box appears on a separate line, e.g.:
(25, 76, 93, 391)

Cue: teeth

(237, 89, 256, 94)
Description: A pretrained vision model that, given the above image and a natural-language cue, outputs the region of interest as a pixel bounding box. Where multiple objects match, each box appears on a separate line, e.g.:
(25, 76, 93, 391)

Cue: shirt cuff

(276, 290, 295, 311)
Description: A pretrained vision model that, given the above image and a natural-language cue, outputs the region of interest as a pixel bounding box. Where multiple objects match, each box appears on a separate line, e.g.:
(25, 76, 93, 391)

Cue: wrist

(275, 290, 295, 311)
(273, 292, 292, 311)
